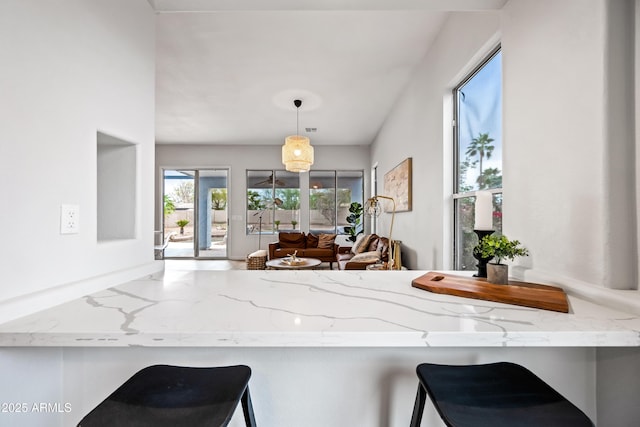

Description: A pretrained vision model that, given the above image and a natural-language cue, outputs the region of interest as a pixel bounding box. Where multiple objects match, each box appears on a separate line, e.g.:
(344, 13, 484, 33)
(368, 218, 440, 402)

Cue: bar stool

(410, 362, 594, 427)
(78, 364, 257, 427)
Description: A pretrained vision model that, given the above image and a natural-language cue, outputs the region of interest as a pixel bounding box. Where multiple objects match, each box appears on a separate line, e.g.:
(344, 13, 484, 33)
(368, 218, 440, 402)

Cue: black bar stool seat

(410, 362, 594, 427)
(78, 364, 256, 427)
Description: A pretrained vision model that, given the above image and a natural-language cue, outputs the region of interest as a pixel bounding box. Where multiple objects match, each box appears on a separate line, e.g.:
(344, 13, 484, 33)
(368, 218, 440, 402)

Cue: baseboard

(0, 261, 165, 324)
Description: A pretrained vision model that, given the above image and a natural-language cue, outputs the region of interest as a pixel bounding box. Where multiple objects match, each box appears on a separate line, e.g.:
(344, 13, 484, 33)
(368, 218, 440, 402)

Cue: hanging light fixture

(282, 99, 314, 173)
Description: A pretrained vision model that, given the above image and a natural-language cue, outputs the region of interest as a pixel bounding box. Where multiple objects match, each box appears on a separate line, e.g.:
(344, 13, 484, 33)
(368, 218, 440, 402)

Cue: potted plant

(477, 234, 529, 284)
(345, 202, 363, 242)
(176, 219, 190, 235)
(291, 220, 298, 229)
(274, 220, 280, 231)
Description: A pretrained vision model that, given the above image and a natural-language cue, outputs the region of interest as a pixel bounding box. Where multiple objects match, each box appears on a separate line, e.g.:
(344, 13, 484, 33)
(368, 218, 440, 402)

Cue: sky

(457, 50, 502, 191)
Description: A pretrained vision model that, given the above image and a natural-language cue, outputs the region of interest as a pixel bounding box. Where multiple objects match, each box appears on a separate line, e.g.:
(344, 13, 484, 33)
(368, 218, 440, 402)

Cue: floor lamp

(254, 198, 283, 250)
(365, 195, 400, 270)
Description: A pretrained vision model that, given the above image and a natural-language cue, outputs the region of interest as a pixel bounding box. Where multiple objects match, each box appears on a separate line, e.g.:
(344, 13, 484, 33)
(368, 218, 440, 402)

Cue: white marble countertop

(1, 270, 639, 347)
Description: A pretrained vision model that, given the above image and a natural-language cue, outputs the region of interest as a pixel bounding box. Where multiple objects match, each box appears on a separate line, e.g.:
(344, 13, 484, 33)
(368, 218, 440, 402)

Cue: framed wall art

(384, 157, 412, 212)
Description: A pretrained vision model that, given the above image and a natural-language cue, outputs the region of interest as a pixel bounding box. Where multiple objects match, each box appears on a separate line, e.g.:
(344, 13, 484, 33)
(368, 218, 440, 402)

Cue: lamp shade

(282, 135, 314, 172)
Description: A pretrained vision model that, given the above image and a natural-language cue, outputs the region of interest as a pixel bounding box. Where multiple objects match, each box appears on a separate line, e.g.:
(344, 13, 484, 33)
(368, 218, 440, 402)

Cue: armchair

(336, 234, 390, 270)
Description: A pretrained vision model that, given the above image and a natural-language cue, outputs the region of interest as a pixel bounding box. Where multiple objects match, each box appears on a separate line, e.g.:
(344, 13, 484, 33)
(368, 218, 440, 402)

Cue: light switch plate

(60, 204, 80, 234)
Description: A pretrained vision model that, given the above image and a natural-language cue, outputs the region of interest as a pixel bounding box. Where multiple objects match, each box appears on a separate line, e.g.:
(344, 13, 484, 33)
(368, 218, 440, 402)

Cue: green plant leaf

(477, 234, 529, 264)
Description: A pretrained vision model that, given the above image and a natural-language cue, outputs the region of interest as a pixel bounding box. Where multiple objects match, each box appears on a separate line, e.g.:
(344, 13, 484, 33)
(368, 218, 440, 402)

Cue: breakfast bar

(1, 269, 639, 426)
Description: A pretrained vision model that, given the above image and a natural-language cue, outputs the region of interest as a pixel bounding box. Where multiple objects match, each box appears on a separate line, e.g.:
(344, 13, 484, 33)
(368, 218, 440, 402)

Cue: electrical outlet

(60, 204, 80, 234)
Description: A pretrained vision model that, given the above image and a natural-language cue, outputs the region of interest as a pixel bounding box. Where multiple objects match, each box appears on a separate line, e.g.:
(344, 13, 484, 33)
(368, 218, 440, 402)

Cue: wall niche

(97, 132, 137, 241)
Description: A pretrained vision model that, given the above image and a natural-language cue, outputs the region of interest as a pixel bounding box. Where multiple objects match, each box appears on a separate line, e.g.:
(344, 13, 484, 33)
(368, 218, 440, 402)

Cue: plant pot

(487, 263, 509, 285)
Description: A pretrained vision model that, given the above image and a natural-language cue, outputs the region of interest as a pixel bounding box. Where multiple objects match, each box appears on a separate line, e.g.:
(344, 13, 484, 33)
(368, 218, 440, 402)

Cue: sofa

(336, 234, 390, 270)
(268, 232, 339, 269)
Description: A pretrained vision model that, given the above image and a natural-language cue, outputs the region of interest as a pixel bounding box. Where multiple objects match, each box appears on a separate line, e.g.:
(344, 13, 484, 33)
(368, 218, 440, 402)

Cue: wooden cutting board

(411, 271, 569, 313)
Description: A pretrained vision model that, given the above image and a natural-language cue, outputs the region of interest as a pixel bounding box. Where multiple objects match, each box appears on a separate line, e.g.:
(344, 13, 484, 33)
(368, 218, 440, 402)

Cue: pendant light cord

(294, 99, 302, 137)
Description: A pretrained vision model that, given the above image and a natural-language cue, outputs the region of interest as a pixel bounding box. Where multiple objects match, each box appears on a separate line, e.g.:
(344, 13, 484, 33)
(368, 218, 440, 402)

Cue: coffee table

(265, 257, 322, 270)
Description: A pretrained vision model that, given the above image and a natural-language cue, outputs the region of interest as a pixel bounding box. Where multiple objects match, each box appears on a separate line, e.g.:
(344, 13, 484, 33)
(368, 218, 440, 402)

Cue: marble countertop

(0, 270, 639, 347)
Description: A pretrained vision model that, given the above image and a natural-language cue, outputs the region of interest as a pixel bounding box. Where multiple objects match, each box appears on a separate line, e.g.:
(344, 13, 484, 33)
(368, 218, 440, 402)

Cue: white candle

(474, 191, 493, 230)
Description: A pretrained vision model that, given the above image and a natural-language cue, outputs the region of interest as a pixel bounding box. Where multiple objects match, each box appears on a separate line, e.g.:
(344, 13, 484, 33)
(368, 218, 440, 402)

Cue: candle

(474, 191, 493, 230)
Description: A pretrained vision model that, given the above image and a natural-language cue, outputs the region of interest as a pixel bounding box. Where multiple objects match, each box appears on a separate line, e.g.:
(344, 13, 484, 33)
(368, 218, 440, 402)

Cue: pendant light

(282, 99, 314, 173)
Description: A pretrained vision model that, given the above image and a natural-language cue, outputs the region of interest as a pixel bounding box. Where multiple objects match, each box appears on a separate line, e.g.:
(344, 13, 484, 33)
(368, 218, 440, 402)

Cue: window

(247, 170, 300, 234)
(453, 47, 503, 270)
(309, 170, 364, 235)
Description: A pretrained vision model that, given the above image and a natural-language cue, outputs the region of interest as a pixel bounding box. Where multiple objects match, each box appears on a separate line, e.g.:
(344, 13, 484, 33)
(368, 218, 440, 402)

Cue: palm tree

(478, 167, 502, 189)
(465, 132, 495, 188)
(176, 219, 189, 235)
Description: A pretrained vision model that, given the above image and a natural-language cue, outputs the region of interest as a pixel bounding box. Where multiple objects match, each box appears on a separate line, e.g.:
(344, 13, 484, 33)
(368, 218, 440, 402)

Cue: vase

(473, 252, 493, 278)
(487, 263, 509, 285)
(472, 229, 494, 277)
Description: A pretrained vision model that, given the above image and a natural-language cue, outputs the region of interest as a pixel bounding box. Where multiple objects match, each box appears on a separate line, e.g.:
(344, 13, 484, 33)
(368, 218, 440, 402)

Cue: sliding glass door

(162, 168, 228, 259)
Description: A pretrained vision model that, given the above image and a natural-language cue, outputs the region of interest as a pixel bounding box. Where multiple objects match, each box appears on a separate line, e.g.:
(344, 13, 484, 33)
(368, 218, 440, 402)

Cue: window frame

(452, 45, 503, 270)
(309, 170, 364, 236)
(246, 169, 300, 235)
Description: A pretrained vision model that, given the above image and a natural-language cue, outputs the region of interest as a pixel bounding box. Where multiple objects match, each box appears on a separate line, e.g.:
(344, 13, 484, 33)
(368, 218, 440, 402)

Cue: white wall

(0, 0, 157, 322)
(502, 0, 606, 283)
(372, 0, 639, 291)
(155, 144, 370, 258)
(597, 347, 640, 426)
(370, 11, 501, 270)
(503, 0, 637, 290)
(636, 0, 640, 289)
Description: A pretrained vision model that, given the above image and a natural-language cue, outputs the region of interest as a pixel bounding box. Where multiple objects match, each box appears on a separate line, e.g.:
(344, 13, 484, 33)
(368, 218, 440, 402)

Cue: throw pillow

(366, 235, 381, 252)
(350, 250, 380, 263)
(351, 234, 365, 254)
(279, 232, 307, 249)
(351, 234, 373, 254)
(306, 233, 319, 248)
(317, 233, 337, 249)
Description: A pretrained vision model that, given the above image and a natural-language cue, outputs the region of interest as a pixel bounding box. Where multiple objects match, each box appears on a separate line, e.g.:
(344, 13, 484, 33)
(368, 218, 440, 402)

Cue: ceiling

(151, 0, 506, 146)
